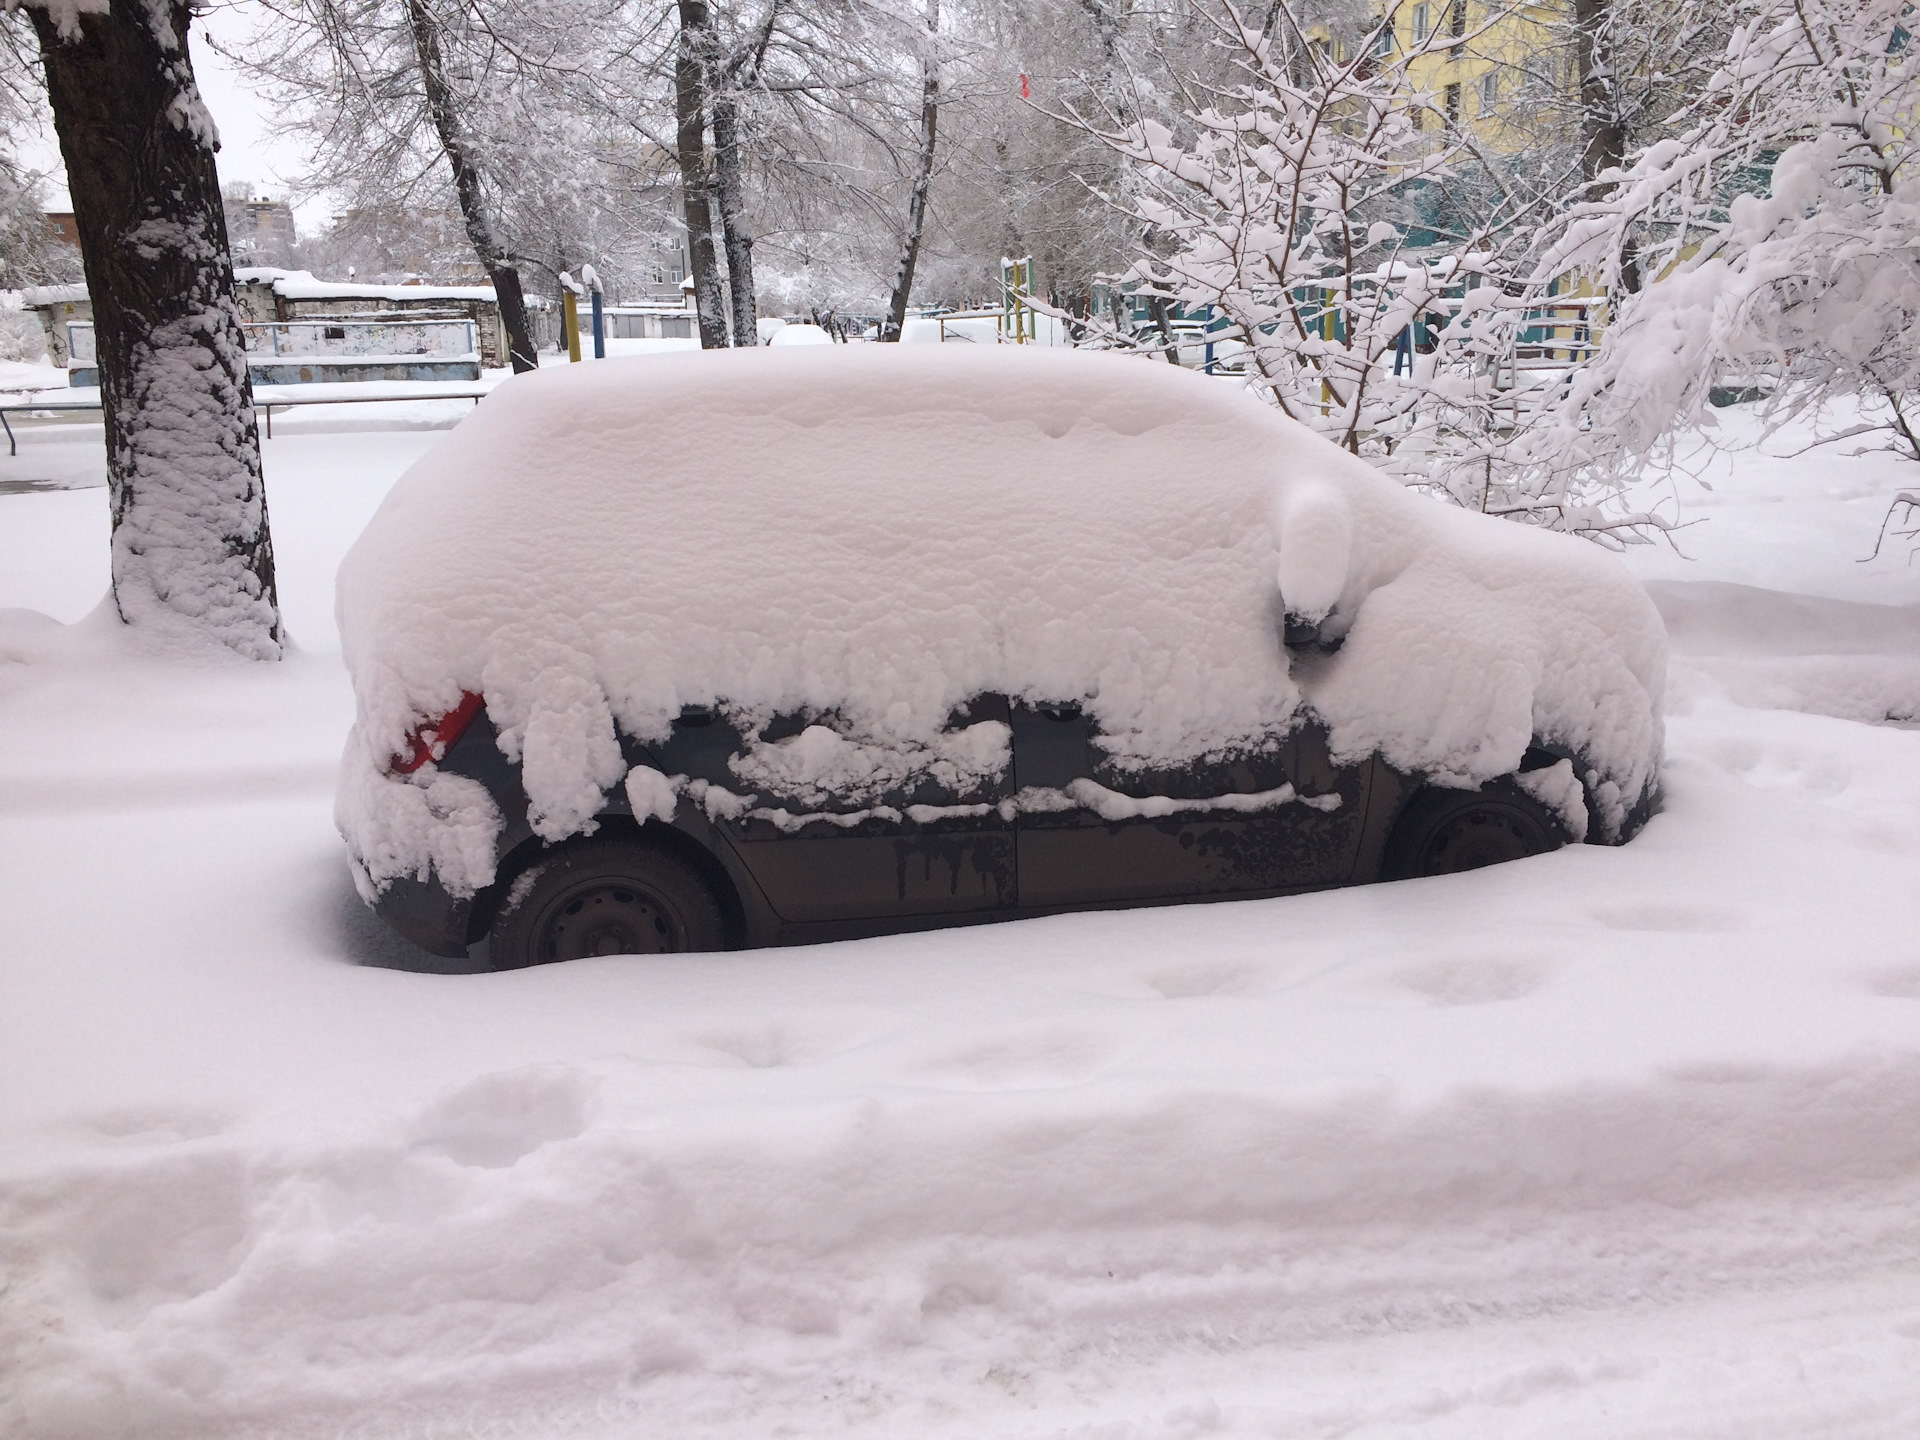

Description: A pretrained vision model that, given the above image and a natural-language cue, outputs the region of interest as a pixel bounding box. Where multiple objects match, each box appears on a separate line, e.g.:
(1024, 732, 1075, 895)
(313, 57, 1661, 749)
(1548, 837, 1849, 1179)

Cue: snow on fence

(64, 318, 482, 386)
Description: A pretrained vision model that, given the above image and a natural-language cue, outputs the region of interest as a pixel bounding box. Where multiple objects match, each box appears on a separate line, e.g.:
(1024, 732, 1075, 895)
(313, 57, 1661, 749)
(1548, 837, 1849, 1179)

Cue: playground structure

(896, 257, 1070, 347)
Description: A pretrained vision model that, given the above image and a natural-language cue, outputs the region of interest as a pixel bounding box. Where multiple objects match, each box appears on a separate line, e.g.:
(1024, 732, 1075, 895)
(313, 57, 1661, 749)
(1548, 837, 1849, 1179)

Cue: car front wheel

(489, 836, 726, 969)
(1383, 783, 1565, 881)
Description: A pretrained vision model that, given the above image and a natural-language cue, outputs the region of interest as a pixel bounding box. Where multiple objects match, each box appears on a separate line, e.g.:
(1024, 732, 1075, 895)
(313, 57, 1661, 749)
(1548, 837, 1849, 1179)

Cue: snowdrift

(336, 347, 1665, 898)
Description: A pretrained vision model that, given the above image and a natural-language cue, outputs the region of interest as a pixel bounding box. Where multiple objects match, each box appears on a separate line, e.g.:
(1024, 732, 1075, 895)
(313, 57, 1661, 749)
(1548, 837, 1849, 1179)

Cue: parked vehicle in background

(336, 348, 1665, 967)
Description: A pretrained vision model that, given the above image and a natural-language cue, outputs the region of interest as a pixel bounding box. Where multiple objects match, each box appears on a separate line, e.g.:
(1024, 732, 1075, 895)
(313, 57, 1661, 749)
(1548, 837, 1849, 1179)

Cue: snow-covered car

(336, 347, 1665, 967)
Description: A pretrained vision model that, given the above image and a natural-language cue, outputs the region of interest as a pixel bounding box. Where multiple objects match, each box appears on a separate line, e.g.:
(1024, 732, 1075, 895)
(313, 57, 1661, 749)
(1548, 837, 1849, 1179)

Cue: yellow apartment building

(1294, 3, 1601, 360)
(1383, 0, 1576, 151)
(1377, 1, 1598, 356)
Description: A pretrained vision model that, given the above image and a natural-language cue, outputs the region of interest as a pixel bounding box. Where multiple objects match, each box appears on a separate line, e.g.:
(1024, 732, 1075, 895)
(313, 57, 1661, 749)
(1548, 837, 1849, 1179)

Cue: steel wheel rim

(1422, 805, 1543, 875)
(533, 878, 681, 961)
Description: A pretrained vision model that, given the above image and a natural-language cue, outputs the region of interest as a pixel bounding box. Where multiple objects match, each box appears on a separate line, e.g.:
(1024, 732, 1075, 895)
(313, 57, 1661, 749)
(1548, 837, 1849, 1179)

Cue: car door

(1010, 701, 1368, 908)
(646, 700, 1017, 924)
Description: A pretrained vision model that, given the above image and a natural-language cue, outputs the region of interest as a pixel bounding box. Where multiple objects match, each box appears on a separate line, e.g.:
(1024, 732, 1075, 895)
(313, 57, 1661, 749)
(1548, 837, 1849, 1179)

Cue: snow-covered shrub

(1536, 0, 1920, 469)
(335, 347, 1665, 898)
(1052, 0, 1668, 543)
(0, 295, 46, 363)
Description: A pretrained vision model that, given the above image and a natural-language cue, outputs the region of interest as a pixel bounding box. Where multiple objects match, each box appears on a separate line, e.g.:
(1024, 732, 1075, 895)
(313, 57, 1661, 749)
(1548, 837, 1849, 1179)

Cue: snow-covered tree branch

(1536, 0, 1920, 471)
(1058, 0, 1670, 542)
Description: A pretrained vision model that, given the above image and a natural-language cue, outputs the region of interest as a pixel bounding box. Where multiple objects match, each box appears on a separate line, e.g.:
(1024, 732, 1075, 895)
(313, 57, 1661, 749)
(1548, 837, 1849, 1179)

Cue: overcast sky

(24, 1, 336, 233)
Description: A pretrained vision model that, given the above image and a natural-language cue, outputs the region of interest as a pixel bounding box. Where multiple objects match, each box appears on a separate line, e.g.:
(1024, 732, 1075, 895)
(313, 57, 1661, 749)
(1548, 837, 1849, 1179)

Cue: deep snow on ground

(2, 375, 1919, 1439)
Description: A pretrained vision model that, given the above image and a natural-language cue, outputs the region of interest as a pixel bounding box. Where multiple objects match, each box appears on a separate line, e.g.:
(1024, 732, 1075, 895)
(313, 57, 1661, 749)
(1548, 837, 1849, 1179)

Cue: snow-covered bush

(1054, 0, 1668, 542)
(1537, 0, 1920, 468)
(0, 294, 46, 362)
(335, 348, 1665, 900)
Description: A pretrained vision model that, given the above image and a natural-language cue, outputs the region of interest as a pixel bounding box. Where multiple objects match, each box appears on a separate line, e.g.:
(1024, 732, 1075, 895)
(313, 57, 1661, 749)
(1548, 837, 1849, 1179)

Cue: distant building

(20, 283, 90, 367)
(43, 211, 81, 250)
(233, 267, 515, 370)
(24, 268, 525, 382)
(1388, 0, 1576, 153)
(223, 185, 298, 269)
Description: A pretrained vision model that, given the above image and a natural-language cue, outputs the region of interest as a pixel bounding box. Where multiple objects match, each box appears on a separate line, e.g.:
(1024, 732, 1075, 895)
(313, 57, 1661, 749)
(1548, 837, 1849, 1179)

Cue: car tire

(489, 836, 726, 969)
(1383, 782, 1565, 881)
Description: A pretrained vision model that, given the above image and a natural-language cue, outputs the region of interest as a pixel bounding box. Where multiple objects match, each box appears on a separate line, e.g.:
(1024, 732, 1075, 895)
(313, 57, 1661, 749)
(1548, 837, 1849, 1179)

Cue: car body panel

(375, 697, 1433, 958)
(1010, 702, 1370, 905)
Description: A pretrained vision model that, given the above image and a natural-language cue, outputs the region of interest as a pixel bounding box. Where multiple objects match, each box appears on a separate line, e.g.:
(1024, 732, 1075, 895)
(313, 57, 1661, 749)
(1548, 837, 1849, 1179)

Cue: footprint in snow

(408, 1065, 593, 1168)
(694, 1011, 889, 1068)
(1396, 956, 1552, 1006)
(1142, 960, 1259, 999)
(1590, 901, 1744, 933)
(78, 1103, 234, 1144)
(1862, 963, 1920, 999)
(920, 1026, 1118, 1088)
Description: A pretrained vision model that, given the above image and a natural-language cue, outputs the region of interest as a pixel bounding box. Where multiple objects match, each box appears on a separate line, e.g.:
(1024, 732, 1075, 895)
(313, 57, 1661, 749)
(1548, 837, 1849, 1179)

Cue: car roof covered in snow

(337, 347, 1665, 871)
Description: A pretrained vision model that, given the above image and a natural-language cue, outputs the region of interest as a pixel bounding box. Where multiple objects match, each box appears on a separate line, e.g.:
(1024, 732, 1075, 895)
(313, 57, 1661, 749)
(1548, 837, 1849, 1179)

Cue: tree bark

(881, 0, 940, 343)
(403, 0, 538, 372)
(1573, 0, 1640, 291)
(1147, 294, 1180, 364)
(711, 92, 759, 345)
(1573, 0, 1626, 184)
(676, 0, 730, 348)
(28, 0, 281, 658)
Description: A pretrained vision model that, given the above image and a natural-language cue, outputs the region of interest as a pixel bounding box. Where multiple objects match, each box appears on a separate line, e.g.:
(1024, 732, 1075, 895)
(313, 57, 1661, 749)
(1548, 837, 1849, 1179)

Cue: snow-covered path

(1, 397, 1917, 1437)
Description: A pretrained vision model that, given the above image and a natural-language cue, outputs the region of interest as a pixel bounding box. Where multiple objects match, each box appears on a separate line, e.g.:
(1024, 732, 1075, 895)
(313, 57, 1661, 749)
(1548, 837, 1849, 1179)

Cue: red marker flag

(1020, 73, 1031, 99)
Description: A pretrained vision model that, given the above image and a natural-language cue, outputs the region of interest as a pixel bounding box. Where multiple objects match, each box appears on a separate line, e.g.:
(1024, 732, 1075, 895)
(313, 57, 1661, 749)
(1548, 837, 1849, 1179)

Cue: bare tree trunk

(1147, 294, 1180, 364)
(1574, 0, 1628, 183)
(403, 0, 538, 372)
(1077, 0, 1130, 121)
(881, 0, 940, 343)
(1079, 0, 1123, 84)
(1573, 0, 1639, 291)
(676, 0, 730, 348)
(711, 92, 758, 345)
(28, 0, 281, 658)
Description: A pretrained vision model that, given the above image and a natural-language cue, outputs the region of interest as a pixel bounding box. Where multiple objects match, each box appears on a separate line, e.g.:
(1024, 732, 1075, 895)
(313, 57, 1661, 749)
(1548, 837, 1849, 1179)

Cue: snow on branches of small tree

(1055, 0, 1665, 543)
(1537, 0, 1920, 466)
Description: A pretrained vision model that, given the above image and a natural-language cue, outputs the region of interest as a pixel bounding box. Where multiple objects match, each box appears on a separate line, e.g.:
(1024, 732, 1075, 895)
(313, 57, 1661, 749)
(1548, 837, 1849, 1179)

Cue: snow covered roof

(337, 348, 1665, 889)
(18, 284, 88, 307)
(234, 267, 499, 304)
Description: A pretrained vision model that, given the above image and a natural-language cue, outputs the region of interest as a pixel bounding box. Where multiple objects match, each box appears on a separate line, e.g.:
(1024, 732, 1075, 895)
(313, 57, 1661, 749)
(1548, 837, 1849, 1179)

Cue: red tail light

(391, 691, 484, 775)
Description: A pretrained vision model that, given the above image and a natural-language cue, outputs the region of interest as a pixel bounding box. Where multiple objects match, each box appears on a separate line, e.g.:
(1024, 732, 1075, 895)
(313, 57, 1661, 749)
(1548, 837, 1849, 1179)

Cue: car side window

(1009, 699, 1092, 791)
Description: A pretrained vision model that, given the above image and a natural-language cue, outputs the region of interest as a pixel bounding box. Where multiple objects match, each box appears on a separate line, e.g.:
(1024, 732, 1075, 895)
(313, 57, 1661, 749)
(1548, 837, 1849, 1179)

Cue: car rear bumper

(372, 873, 475, 957)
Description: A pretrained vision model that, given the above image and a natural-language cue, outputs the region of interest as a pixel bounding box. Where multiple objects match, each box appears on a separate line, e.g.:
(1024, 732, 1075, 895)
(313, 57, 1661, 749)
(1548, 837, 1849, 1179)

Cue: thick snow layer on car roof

(335, 347, 1665, 895)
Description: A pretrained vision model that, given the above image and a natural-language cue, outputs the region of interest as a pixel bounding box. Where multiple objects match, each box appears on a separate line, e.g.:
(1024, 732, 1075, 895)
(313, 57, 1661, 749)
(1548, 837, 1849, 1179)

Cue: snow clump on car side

(335, 346, 1665, 898)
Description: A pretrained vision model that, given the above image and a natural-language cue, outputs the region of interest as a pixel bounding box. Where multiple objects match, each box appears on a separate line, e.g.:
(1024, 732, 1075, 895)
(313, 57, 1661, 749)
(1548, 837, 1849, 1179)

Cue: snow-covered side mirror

(1274, 482, 1353, 639)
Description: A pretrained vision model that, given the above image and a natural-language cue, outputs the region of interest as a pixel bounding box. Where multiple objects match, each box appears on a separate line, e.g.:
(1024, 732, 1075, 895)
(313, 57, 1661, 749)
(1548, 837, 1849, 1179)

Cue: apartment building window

(1479, 70, 1498, 113)
(1372, 20, 1394, 57)
(1413, 3, 1429, 40)
(1444, 82, 1462, 129)
(1449, 0, 1467, 39)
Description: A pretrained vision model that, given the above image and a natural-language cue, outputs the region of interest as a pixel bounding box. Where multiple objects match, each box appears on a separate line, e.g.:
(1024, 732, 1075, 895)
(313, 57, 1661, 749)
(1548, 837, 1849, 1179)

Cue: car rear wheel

(489, 837, 726, 969)
(1383, 783, 1564, 880)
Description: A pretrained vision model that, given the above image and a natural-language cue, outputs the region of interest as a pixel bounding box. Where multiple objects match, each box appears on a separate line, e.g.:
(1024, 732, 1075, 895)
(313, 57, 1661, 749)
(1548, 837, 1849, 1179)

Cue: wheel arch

(471, 814, 749, 950)
(1380, 765, 1574, 881)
